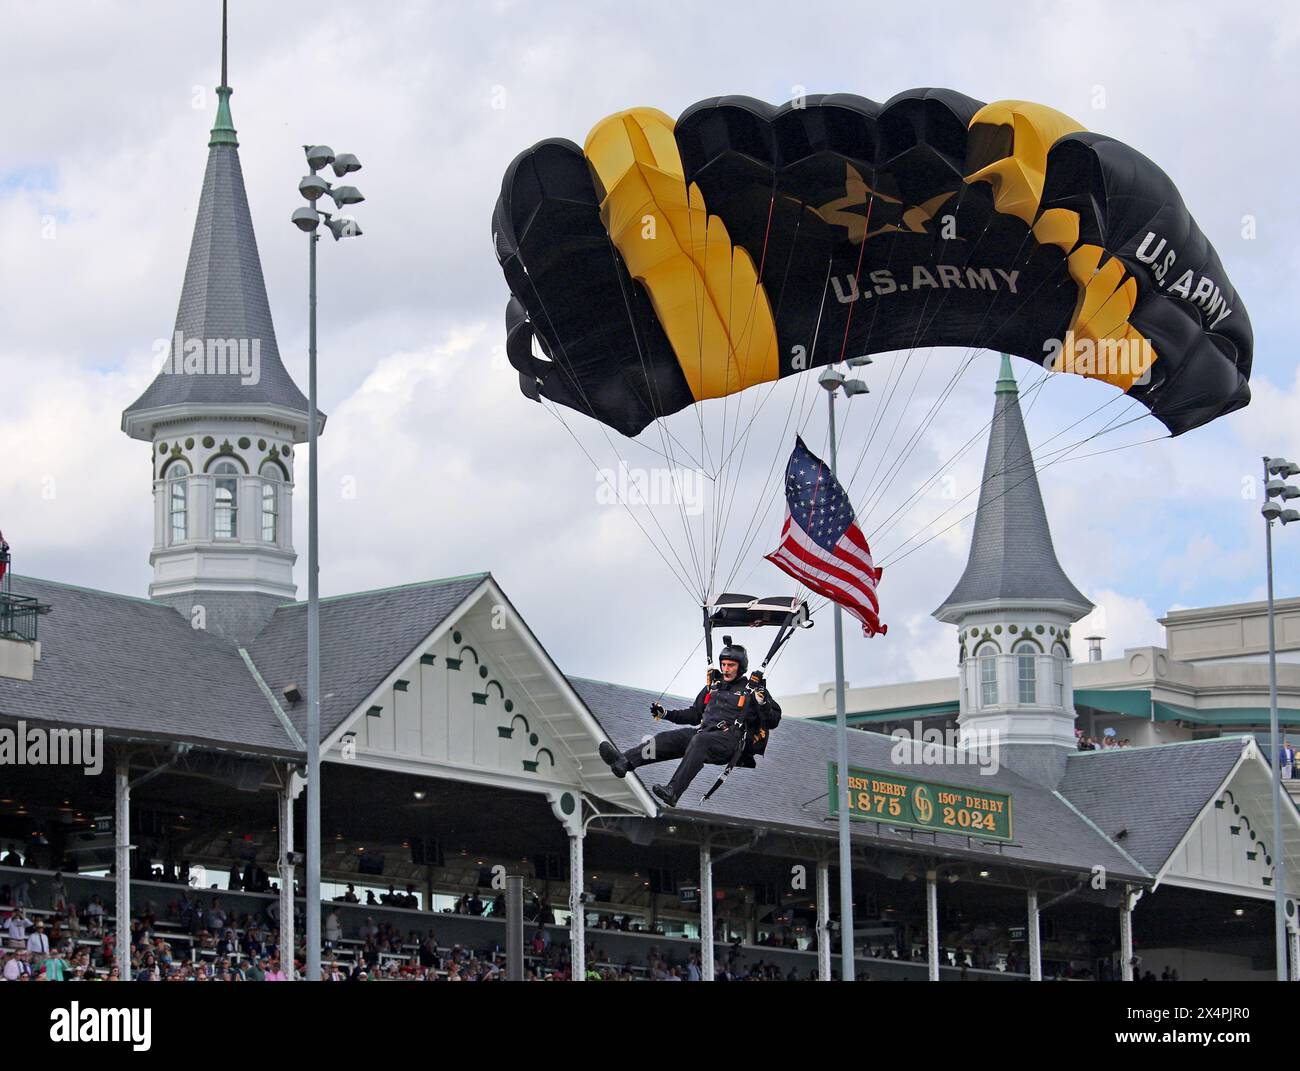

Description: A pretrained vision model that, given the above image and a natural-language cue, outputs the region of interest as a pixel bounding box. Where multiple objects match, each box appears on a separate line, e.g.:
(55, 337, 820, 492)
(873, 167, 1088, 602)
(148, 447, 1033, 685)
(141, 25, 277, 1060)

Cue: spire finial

(210, 0, 238, 147)
(995, 352, 1018, 395)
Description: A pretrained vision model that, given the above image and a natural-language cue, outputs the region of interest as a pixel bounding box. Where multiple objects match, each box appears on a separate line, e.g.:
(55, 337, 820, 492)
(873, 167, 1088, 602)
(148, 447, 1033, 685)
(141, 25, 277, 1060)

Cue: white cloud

(2, 0, 1298, 700)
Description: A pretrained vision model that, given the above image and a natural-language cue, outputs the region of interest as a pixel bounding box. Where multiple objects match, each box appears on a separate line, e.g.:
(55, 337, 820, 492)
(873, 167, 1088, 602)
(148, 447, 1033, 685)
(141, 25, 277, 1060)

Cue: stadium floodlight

(1261, 453, 1299, 979)
(325, 215, 362, 241)
(305, 144, 335, 171)
(290, 207, 320, 232)
(846, 355, 873, 367)
(818, 367, 845, 391)
(299, 175, 330, 202)
(842, 379, 870, 397)
(331, 152, 362, 177)
(291, 140, 365, 985)
(326, 184, 365, 207)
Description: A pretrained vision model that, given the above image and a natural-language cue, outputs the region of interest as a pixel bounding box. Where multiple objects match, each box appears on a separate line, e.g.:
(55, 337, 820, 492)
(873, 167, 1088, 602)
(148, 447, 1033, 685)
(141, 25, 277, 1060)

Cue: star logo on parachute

(811, 163, 960, 245)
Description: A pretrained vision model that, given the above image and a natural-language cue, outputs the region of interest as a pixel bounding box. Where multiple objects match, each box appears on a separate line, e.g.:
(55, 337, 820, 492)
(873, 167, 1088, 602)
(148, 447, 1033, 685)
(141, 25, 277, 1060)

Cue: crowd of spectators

(1, 848, 1117, 982)
(1076, 731, 1134, 750)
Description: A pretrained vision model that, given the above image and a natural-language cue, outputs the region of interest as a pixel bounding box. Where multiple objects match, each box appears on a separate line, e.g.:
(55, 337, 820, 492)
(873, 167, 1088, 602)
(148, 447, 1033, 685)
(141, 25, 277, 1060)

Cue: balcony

(0, 590, 45, 643)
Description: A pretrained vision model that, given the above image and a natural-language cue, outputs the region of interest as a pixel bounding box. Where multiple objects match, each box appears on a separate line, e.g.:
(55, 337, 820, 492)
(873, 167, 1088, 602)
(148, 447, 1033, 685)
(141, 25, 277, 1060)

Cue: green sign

(828, 763, 1014, 842)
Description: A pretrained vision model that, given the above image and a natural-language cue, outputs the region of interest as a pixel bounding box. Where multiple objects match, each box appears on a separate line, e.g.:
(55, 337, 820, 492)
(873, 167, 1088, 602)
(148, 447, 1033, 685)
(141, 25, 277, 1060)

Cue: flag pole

(826, 386, 855, 980)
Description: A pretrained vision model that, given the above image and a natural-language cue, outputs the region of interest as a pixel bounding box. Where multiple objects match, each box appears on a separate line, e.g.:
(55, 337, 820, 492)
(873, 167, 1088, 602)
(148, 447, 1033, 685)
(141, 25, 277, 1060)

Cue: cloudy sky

(2, 0, 1298, 701)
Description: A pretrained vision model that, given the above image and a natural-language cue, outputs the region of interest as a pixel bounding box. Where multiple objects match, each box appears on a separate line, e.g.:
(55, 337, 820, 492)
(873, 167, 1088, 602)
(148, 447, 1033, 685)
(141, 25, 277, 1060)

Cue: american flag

(764, 438, 886, 637)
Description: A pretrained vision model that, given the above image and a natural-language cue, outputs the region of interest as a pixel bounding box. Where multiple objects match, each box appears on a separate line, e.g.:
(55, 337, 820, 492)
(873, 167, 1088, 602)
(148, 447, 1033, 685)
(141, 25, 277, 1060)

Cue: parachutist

(598, 642, 782, 806)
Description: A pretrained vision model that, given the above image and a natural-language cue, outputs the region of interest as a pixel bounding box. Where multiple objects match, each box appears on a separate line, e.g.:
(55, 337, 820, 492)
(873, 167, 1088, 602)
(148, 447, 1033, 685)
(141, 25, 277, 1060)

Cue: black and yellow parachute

(492, 89, 1251, 437)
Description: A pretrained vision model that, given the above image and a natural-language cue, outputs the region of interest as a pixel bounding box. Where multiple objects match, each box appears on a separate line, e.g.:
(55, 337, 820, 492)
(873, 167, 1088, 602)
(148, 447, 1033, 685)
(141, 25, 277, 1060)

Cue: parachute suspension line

(871, 391, 1128, 568)
(803, 401, 1153, 620)
(539, 401, 701, 603)
(866, 368, 1057, 545)
(604, 235, 710, 599)
(531, 243, 709, 600)
(874, 405, 1153, 572)
(833, 191, 879, 366)
(716, 256, 834, 597)
(841, 220, 1073, 554)
(862, 185, 1184, 517)
(709, 190, 779, 600)
(706, 208, 813, 598)
(834, 184, 984, 506)
(844, 211, 1024, 512)
(656, 631, 706, 705)
(871, 396, 1143, 571)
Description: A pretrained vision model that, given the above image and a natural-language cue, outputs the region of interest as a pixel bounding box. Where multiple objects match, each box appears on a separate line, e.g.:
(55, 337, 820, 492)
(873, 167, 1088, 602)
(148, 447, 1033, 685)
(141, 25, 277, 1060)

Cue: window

(259, 462, 281, 543)
(1015, 641, 1037, 704)
(165, 460, 190, 543)
(212, 460, 239, 539)
(979, 653, 998, 707)
(1052, 647, 1067, 706)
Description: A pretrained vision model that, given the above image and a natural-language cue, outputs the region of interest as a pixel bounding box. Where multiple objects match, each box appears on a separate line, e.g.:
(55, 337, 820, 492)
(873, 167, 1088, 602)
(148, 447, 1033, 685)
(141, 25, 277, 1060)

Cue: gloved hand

(707, 667, 723, 688)
(749, 670, 767, 703)
(651, 702, 666, 720)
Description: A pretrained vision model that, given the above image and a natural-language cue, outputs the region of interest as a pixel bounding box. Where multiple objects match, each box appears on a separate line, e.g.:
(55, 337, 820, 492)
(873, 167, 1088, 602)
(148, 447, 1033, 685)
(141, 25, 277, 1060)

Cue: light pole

(291, 146, 364, 981)
(1263, 455, 1299, 980)
(818, 358, 870, 981)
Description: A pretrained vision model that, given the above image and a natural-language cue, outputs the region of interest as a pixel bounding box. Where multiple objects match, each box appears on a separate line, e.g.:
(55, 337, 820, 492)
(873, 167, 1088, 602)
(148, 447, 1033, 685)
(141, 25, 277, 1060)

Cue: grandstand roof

(1, 570, 1256, 886)
(245, 573, 488, 742)
(0, 573, 487, 758)
(570, 676, 1151, 882)
(0, 576, 299, 756)
(1056, 737, 1251, 874)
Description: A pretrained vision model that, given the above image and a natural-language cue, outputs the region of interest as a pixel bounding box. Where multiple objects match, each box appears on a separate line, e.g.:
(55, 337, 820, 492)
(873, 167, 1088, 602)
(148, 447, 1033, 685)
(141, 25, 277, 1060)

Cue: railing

(0, 591, 43, 642)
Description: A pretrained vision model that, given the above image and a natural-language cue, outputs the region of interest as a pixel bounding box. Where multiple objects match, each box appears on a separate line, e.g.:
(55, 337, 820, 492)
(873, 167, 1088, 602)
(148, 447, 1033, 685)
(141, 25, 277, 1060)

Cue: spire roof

(122, 6, 311, 440)
(933, 355, 1092, 621)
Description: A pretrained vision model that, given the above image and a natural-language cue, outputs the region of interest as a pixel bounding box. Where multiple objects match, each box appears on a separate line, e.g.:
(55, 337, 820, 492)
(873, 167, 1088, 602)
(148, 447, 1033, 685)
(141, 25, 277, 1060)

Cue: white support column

(1120, 888, 1134, 981)
(568, 831, 585, 981)
(1289, 928, 1299, 982)
(926, 870, 939, 982)
(114, 763, 131, 980)
(700, 841, 714, 981)
(278, 781, 295, 979)
(816, 861, 832, 981)
(1027, 888, 1042, 981)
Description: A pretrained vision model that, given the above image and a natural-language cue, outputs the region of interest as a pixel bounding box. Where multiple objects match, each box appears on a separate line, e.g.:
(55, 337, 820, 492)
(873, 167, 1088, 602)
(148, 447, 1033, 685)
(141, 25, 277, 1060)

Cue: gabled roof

(0, 576, 299, 757)
(934, 355, 1091, 620)
(246, 574, 489, 743)
(570, 676, 1148, 880)
(1057, 737, 1252, 875)
(121, 89, 310, 438)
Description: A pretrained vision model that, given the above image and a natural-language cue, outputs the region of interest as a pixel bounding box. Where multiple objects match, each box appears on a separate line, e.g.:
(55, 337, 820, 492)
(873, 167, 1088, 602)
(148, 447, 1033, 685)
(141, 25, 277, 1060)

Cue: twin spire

(121, 0, 311, 441)
(932, 354, 1092, 621)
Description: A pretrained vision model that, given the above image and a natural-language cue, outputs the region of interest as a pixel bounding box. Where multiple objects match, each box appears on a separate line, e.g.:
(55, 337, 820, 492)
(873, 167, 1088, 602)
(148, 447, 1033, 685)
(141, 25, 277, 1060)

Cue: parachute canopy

(493, 89, 1251, 437)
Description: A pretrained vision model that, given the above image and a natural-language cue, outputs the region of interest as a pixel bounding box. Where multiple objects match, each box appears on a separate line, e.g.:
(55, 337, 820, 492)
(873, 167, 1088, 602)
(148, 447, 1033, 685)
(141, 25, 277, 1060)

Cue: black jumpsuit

(622, 677, 782, 797)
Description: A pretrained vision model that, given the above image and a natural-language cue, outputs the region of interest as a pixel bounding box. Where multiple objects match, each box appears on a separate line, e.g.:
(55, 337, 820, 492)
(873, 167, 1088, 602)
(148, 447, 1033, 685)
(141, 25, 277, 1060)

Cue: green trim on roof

(277, 572, 490, 608)
(1153, 701, 1300, 726)
(812, 700, 960, 726)
(1075, 689, 1152, 718)
(209, 85, 238, 147)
